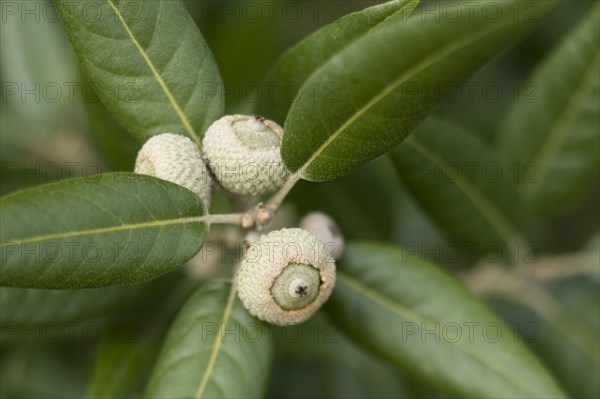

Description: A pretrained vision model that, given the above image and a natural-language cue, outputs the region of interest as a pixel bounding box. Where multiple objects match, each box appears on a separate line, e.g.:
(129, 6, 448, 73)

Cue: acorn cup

(236, 228, 336, 326)
(299, 211, 345, 260)
(202, 114, 290, 196)
(135, 133, 213, 208)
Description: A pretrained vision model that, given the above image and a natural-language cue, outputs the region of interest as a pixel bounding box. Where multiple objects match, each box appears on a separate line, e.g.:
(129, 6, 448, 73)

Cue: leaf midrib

(1, 216, 203, 247)
(337, 271, 543, 398)
(105, 0, 200, 145)
(404, 137, 520, 246)
(298, 16, 516, 176)
(195, 283, 237, 399)
(524, 51, 600, 200)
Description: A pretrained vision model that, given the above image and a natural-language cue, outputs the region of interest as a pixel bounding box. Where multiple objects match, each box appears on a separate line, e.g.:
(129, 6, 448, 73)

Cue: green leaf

(281, 0, 558, 181)
(54, 0, 224, 145)
(326, 243, 566, 398)
(390, 118, 521, 261)
(0, 286, 141, 324)
(87, 276, 199, 398)
(488, 276, 599, 398)
(499, 6, 600, 218)
(202, 0, 290, 115)
(144, 281, 273, 399)
(87, 324, 162, 399)
(0, 173, 207, 289)
(0, 270, 184, 327)
(291, 157, 408, 242)
(0, 344, 88, 399)
(257, 0, 420, 123)
(0, 0, 78, 123)
(268, 312, 410, 399)
(83, 84, 140, 171)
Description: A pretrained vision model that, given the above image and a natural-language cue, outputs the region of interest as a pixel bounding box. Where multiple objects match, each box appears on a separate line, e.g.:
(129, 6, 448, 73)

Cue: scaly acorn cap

(236, 228, 336, 326)
(299, 212, 344, 259)
(135, 133, 212, 208)
(202, 114, 290, 196)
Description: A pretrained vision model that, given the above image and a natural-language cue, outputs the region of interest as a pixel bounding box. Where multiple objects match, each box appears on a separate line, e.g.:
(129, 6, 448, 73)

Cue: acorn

(299, 212, 344, 259)
(135, 133, 212, 208)
(202, 114, 290, 196)
(236, 228, 336, 325)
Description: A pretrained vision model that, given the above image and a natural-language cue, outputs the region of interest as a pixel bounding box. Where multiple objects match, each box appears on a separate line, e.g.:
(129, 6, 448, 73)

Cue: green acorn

(135, 133, 212, 208)
(202, 114, 290, 196)
(236, 228, 336, 325)
(299, 212, 345, 259)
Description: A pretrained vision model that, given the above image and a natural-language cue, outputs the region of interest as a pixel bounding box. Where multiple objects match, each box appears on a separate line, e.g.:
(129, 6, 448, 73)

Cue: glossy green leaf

(489, 275, 599, 399)
(326, 243, 566, 398)
(390, 118, 521, 261)
(282, 0, 558, 181)
(0, 173, 207, 289)
(258, 0, 420, 123)
(54, 0, 224, 145)
(144, 281, 273, 399)
(499, 6, 600, 218)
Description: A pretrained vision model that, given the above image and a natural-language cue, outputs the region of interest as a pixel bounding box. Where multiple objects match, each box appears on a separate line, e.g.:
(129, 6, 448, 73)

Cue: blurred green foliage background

(1, 1, 598, 398)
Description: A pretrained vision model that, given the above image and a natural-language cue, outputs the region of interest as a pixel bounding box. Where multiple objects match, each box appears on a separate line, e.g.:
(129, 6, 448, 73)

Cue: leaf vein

(105, 0, 200, 145)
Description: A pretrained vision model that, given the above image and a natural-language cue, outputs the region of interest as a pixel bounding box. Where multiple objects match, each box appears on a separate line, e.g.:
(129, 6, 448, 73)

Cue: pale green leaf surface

(1, 0, 77, 123)
(326, 243, 566, 398)
(499, 5, 600, 218)
(489, 275, 600, 398)
(391, 118, 521, 259)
